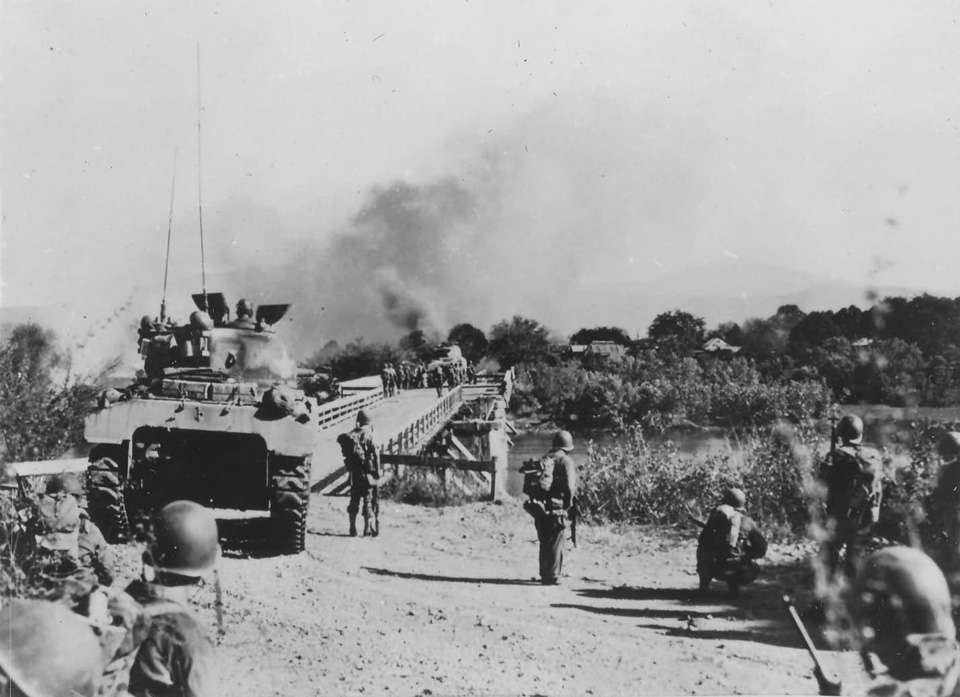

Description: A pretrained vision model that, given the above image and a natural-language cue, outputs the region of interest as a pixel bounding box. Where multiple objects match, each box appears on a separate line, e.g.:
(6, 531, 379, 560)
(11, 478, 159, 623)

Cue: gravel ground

(110, 494, 869, 696)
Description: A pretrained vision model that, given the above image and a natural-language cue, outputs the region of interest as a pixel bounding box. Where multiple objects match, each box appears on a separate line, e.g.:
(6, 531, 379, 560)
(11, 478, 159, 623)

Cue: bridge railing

(381, 385, 464, 455)
(315, 385, 385, 430)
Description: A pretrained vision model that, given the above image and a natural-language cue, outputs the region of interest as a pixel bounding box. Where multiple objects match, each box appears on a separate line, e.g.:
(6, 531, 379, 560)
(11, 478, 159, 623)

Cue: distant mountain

(570, 258, 945, 337)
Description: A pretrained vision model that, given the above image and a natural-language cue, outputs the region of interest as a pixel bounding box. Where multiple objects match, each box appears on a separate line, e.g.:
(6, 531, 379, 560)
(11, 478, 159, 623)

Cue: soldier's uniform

(930, 432, 960, 629)
(44, 472, 117, 587)
(126, 501, 221, 697)
(696, 488, 768, 596)
(523, 431, 577, 585)
(338, 411, 381, 537)
(24, 492, 100, 605)
(819, 415, 883, 579)
(125, 580, 218, 697)
(825, 547, 960, 697)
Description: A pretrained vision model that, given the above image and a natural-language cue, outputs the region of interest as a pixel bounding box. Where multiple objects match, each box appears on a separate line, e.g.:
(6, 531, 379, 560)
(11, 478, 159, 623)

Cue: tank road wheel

(270, 456, 312, 554)
(86, 455, 131, 543)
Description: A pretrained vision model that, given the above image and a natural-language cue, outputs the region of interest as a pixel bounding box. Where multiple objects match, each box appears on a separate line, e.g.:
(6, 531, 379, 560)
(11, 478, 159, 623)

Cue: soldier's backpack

(826, 446, 880, 517)
(91, 591, 190, 697)
(521, 455, 556, 501)
(337, 430, 373, 479)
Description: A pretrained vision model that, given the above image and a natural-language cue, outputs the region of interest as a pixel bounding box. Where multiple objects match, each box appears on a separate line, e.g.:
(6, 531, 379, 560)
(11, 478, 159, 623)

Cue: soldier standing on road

(338, 409, 381, 537)
(695, 487, 768, 596)
(432, 364, 444, 397)
(125, 500, 220, 697)
(819, 414, 883, 580)
(812, 546, 960, 697)
(522, 430, 577, 586)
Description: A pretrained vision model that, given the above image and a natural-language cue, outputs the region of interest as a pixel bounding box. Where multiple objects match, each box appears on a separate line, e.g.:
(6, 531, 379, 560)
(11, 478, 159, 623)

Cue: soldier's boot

(349, 514, 358, 537)
(698, 573, 711, 594)
(371, 514, 380, 538)
(362, 517, 373, 537)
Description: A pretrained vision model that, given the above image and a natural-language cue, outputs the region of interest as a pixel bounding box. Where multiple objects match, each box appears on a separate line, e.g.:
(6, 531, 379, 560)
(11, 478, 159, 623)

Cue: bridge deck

(311, 387, 457, 490)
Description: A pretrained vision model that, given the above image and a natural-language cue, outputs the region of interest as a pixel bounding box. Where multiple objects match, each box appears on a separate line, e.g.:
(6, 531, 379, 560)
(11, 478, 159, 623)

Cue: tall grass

(578, 425, 820, 541)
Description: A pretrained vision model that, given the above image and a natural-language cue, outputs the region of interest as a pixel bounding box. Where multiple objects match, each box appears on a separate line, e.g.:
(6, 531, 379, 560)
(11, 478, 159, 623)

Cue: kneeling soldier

(696, 487, 768, 596)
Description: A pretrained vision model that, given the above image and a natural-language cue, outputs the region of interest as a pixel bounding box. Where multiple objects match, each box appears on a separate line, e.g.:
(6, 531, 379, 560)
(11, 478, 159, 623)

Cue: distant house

(851, 338, 874, 347)
(699, 338, 741, 356)
(584, 341, 627, 360)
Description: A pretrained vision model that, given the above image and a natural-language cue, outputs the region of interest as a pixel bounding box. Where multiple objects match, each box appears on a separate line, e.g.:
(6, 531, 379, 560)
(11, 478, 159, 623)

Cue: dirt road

(113, 494, 866, 696)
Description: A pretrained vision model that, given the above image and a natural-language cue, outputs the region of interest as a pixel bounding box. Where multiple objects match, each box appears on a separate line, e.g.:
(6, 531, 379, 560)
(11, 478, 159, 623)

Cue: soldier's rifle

(782, 595, 842, 696)
(684, 504, 706, 529)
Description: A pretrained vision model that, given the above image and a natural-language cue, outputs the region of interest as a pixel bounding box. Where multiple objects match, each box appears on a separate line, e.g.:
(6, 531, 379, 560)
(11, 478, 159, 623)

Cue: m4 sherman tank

(84, 293, 315, 554)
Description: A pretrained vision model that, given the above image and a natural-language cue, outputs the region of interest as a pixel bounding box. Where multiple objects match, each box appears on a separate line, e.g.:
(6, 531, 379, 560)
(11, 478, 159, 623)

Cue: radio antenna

(196, 43, 208, 309)
(160, 146, 178, 322)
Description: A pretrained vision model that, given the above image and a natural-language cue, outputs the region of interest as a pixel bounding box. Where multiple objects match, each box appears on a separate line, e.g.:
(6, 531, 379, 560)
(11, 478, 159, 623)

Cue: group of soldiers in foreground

(6, 408, 960, 695)
(1, 472, 219, 697)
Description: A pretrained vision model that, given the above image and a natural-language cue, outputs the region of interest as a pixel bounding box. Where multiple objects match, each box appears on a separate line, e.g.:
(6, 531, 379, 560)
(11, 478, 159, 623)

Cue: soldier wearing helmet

(43, 472, 117, 588)
(834, 546, 960, 696)
(0, 599, 106, 697)
(819, 413, 884, 580)
(226, 298, 256, 329)
(696, 487, 768, 596)
(338, 409, 381, 537)
(931, 432, 960, 617)
(124, 500, 220, 697)
(523, 430, 577, 585)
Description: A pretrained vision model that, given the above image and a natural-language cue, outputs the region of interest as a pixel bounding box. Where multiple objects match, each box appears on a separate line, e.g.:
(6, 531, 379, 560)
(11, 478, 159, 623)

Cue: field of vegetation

(2, 292, 959, 593)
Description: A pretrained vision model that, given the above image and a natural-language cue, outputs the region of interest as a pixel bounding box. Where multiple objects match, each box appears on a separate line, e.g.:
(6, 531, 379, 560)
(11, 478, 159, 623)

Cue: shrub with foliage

(577, 427, 819, 540)
(0, 324, 99, 463)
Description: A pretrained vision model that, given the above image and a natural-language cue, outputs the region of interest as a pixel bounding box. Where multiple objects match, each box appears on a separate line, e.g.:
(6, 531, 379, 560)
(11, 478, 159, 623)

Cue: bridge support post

(486, 419, 509, 502)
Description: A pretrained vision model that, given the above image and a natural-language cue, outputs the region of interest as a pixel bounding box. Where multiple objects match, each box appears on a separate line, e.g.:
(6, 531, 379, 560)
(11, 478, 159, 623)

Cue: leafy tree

(447, 323, 488, 364)
(647, 311, 705, 353)
(789, 311, 842, 347)
(488, 316, 552, 369)
(399, 330, 436, 362)
(569, 326, 632, 346)
(0, 324, 97, 462)
(328, 338, 405, 381)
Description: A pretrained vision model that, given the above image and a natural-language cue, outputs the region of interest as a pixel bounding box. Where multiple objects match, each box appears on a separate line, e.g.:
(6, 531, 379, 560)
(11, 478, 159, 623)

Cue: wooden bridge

(310, 373, 513, 499)
(11, 371, 515, 500)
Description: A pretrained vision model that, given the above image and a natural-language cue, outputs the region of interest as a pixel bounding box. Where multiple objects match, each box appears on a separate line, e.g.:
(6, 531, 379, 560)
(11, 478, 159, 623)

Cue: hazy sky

(3, 1, 960, 355)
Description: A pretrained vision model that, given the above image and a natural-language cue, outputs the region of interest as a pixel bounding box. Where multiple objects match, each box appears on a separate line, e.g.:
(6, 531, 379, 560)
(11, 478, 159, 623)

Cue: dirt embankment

(111, 494, 867, 696)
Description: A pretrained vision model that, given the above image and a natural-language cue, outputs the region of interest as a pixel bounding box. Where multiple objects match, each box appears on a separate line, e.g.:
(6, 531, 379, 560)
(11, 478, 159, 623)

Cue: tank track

(269, 455, 312, 554)
(85, 451, 132, 544)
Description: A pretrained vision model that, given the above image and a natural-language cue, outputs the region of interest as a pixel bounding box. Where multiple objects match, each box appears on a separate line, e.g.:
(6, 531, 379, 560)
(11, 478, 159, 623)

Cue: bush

(577, 426, 819, 540)
(379, 466, 488, 507)
(514, 355, 829, 433)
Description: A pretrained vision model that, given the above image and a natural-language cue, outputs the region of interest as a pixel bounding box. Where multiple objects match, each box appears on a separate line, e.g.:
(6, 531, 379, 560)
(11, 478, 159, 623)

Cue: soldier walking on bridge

(337, 409, 381, 537)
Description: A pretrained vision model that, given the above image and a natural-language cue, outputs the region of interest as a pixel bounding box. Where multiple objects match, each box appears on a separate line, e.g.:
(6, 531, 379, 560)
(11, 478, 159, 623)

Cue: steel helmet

(236, 298, 253, 317)
(721, 487, 746, 509)
(45, 472, 84, 498)
(149, 500, 221, 578)
(189, 310, 214, 331)
(938, 431, 960, 462)
(837, 414, 864, 444)
(0, 599, 103, 697)
(356, 409, 372, 426)
(851, 546, 955, 676)
(552, 430, 574, 452)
